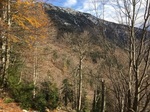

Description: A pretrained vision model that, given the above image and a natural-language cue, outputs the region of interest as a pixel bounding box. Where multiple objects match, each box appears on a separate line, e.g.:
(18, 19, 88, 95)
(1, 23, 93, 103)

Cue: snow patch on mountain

(83, 13, 98, 24)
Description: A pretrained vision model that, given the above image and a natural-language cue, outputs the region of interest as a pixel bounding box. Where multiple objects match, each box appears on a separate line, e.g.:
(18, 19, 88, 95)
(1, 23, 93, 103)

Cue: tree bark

(33, 44, 38, 98)
(101, 78, 105, 112)
(78, 56, 83, 112)
(1, 0, 11, 87)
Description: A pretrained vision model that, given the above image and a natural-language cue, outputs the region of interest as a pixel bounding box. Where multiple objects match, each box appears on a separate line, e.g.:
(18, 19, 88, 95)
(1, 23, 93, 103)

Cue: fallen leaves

(0, 98, 22, 112)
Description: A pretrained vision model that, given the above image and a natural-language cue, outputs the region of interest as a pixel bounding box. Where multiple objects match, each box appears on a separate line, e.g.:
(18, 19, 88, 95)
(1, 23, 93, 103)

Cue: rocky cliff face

(44, 3, 149, 47)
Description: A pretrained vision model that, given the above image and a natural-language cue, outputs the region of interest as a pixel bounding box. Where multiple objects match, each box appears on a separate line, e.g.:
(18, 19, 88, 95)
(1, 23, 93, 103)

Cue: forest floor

(0, 98, 71, 112)
(0, 98, 22, 112)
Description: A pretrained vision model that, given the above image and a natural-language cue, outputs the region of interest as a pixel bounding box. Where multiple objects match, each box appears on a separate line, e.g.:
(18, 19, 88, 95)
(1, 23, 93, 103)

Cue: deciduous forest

(0, 0, 149, 112)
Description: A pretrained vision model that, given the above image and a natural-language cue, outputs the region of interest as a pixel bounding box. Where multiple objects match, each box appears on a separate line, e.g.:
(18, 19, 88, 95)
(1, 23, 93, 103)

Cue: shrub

(4, 97, 14, 103)
(6, 54, 59, 111)
(32, 93, 47, 112)
(32, 81, 59, 111)
(7, 58, 34, 109)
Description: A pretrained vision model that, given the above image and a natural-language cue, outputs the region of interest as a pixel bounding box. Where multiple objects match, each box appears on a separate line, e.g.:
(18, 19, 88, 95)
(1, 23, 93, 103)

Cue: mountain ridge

(45, 3, 150, 47)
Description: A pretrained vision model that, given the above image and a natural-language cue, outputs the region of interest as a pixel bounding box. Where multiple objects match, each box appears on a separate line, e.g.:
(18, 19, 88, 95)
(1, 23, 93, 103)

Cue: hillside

(0, 2, 149, 112)
(44, 3, 150, 47)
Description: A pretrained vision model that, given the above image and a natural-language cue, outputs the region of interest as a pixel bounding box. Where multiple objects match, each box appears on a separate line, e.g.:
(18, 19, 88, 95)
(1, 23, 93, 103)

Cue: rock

(22, 109, 29, 112)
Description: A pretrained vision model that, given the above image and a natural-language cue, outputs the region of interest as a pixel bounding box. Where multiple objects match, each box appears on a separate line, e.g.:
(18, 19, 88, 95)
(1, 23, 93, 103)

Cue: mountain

(44, 3, 150, 48)
(1, 2, 149, 112)
(34, 3, 129, 87)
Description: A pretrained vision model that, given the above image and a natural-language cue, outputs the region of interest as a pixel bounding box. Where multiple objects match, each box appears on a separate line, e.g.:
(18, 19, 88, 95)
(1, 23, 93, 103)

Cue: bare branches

(105, 0, 150, 111)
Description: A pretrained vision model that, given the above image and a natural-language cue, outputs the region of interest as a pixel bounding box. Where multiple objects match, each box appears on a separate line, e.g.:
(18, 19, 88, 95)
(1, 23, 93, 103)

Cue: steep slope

(45, 4, 118, 44)
(20, 3, 129, 89)
(45, 3, 150, 47)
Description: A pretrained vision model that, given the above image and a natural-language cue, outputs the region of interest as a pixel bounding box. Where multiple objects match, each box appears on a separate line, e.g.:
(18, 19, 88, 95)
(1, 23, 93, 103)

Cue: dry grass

(0, 98, 22, 112)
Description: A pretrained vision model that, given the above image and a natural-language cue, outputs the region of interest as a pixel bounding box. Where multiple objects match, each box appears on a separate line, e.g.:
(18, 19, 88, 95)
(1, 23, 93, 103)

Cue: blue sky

(47, 0, 83, 10)
(47, 0, 106, 13)
(47, 0, 117, 22)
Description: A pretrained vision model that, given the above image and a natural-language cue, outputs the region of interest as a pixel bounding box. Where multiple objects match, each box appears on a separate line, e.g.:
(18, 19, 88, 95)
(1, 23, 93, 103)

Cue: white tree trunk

(78, 56, 83, 111)
(1, 0, 11, 87)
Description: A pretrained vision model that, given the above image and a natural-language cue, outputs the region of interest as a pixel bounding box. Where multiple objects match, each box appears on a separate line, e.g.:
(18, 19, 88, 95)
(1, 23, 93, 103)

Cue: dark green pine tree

(61, 78, 73, 106)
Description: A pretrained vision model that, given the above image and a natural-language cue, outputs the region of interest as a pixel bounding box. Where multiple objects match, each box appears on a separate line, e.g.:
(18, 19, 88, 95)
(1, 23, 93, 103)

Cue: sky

(47, 0, 118, 22)
(46, 0, 150, 28)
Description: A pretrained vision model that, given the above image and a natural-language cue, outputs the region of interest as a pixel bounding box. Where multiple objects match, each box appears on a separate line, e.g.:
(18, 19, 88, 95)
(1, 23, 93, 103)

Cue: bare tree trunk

(92, 90, 97, 111)
(73, 75, 78, 109)
(33, 44, 38, 98)
(121, 96, 125, 112)
(112, 0, 150, 112)
(1, 0, 11, 87)
(101, 78, 105, 112)
(78, 56, 83, 112)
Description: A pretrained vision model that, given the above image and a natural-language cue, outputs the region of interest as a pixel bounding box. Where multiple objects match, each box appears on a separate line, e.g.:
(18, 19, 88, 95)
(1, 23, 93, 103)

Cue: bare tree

(0, 0, 50, 90)
(91, 0, 150, 111)
(90, 70, 106, 112)
(0, 0, 11, 87)
(64, 31, 91, 111)
(107, 0, 150, 112)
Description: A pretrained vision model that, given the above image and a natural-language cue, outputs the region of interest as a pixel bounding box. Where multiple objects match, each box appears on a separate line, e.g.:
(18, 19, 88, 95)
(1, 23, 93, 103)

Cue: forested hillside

(0, 0, 150, 112)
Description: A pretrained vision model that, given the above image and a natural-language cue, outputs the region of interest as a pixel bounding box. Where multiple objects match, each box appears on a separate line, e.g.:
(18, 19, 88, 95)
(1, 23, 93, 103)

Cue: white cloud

(76, 0, 149, 26)
(63, 0, 77, 7)
(76, 0, 117, 22)
(77, 0, 101, 13)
